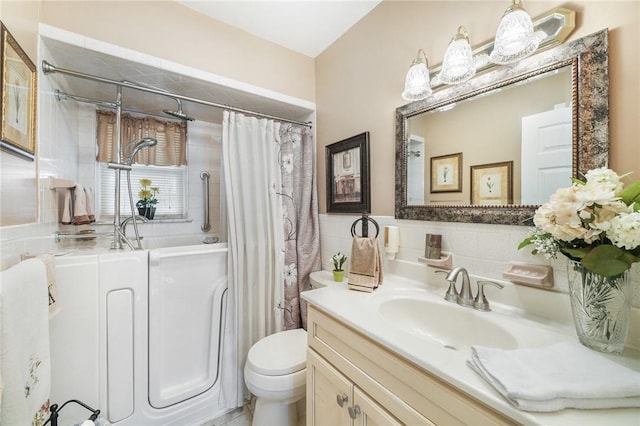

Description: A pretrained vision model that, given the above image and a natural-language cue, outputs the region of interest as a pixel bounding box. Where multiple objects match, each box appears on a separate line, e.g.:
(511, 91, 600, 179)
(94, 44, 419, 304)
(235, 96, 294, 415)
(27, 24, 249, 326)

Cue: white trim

(38, 24, 317, 113)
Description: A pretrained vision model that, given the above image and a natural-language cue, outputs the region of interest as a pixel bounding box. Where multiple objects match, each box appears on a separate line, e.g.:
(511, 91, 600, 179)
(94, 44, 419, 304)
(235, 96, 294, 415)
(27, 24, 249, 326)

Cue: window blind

(99, 163, 187, 218)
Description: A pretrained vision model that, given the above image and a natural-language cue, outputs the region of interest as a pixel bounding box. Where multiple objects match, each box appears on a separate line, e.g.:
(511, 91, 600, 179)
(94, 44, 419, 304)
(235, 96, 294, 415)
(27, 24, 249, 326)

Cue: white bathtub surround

(49, 242, 233, 425)
(223, 111, 286, 406)
(0, 258, 51, 426)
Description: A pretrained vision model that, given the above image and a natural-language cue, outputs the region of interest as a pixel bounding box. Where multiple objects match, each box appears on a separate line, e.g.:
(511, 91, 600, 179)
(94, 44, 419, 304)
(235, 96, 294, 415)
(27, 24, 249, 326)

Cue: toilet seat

(246, 328, 307, 376)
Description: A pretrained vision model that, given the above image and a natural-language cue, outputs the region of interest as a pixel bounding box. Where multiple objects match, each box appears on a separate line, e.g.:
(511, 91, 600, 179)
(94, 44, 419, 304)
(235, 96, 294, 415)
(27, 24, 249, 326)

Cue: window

(98, 163, 187, 218)
(96, 111, 188, 218)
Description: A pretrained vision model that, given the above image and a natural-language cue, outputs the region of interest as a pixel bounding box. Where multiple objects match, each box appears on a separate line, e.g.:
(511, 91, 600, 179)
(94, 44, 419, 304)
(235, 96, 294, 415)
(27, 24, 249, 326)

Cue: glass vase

(566, 261, 632, 354)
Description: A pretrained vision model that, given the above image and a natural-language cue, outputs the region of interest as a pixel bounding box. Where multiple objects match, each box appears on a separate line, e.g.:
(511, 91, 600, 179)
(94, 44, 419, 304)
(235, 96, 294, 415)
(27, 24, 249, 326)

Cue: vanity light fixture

(490, 0, 545, 64)
(402, 49, 432, 101)
(439, 26, 475, 84)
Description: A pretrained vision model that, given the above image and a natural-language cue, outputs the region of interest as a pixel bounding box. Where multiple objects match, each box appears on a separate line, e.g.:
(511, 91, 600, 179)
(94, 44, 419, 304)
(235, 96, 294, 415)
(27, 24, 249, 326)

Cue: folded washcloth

(348, 236, 383, 293)
(468, 341, 640, 412)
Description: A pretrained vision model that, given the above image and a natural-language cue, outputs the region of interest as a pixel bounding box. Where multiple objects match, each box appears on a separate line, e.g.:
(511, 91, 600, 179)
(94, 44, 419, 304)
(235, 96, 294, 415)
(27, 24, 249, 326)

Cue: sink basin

(378, 297, 518, 351)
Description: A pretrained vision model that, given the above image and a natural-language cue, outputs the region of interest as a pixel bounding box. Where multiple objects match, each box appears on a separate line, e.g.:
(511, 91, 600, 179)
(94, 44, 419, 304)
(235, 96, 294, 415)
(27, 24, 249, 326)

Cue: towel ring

(350, 215, 379, 238)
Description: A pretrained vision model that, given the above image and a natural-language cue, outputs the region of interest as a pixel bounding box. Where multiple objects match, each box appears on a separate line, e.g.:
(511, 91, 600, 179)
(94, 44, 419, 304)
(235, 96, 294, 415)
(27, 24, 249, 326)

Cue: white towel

(72, 183, 93, 225)
(0, 258, 52, 425)
(20, 253, 60, 319)
(469, 341, 640, 412)
(61, 188, 73, 224)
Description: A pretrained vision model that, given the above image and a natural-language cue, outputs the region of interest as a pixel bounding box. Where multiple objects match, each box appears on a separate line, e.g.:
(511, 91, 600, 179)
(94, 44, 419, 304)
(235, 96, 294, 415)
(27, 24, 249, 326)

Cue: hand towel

(84, 186, 96, 223)
(72, 183, 94, 225)
(348, 236, 383, 293)
(468, 341, 640, 412)
(20, 253, 60, 319)
(0, 258, 52, 425)
(61, 188, 73, 224)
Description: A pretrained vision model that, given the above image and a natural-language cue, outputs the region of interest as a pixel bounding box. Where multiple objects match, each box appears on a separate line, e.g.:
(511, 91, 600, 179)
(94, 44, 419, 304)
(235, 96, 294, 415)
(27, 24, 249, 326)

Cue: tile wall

(319, 214, 640, 306)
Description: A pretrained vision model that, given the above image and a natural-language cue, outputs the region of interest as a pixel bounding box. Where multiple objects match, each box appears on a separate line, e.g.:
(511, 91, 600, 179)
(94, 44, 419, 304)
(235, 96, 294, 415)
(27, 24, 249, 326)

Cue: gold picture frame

(430, 152, 462, 193)
(1, 22, 37, 158)
(470, 161, 514, 205)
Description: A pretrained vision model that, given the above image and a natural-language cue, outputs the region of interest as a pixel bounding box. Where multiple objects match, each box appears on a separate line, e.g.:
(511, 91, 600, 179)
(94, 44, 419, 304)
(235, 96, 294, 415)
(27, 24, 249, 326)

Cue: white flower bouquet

(519, 168, 640, 276)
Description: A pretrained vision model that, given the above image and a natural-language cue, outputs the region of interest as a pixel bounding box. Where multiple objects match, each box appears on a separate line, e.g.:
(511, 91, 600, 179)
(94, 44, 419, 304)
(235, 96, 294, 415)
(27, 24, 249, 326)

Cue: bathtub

(50, 237, 233, 425)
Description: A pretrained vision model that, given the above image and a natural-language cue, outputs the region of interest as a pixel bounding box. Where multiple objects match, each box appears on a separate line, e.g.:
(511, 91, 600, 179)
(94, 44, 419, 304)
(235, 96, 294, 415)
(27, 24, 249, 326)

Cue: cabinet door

(352, 388, 402, 426)
(307, 349, 353, 426)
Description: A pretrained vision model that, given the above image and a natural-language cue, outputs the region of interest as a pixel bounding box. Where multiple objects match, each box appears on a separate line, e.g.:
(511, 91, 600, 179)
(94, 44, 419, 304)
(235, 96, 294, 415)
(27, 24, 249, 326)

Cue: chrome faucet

(445, 267, 474, 307)
(118, 215, 148, 249)
(436, 267, 504, 311)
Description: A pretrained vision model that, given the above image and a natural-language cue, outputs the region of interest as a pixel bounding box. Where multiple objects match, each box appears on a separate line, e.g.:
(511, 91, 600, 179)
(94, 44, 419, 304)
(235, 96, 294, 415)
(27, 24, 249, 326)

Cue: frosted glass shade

(402, 61, 432, 101)
(490, 1, 540, 64)
(439, 26, 475, 85)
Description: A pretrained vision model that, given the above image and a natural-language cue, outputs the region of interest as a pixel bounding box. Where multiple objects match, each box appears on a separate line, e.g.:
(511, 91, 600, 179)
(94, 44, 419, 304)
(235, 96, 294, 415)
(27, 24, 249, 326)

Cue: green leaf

(571, 177, 586, 186)
(561, 247, 591, 259)
(581, 244, 634, 276)
(620, 181, 640, 206)
(518, 236, 534, 250)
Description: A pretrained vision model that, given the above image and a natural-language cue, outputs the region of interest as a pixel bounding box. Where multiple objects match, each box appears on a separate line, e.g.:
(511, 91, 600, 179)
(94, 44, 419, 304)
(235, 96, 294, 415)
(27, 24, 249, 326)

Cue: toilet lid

(246, 328, 307, 376)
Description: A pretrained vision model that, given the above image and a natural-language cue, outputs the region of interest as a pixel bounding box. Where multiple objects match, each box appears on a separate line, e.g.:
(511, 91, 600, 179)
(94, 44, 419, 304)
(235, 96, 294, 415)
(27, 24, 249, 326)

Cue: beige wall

(316, 1, 640, 215)
(39, 0, 315, 102)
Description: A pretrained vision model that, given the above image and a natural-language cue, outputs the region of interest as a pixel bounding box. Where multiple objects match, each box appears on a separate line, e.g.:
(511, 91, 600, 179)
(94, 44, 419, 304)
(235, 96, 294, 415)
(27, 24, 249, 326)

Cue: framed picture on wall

(430, 152, 462, 193)
(470, 161, 514, 205)
(0, 22, 37, 160)
(326, 132, 370, 213)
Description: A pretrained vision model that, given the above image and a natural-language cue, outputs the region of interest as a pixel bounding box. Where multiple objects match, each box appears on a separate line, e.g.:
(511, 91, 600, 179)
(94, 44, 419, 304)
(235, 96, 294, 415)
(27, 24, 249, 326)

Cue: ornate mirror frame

(395, 29, 609, 225)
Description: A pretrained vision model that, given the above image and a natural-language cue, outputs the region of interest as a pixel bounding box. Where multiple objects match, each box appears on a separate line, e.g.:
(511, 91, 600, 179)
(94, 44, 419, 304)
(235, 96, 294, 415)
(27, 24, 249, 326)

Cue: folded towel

(72, 184, 94, 225)
(468, 341, 640, 412)
(0, 258, 52, 425)
(84, 186, 96, 223)
(20, 253, 60, 319)
(348, 236, 383, 293)
(61, 188, 73, 224)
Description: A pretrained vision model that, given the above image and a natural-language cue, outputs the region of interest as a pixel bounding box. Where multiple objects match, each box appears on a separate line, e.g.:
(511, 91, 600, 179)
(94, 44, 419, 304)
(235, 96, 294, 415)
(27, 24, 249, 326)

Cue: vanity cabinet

(308, 349, 403, 426)
(306, 304, 512, 425)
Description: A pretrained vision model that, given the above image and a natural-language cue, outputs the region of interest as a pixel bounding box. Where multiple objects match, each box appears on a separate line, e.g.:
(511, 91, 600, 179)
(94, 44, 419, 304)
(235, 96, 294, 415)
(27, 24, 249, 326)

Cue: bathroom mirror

(395, 29, 609, 225)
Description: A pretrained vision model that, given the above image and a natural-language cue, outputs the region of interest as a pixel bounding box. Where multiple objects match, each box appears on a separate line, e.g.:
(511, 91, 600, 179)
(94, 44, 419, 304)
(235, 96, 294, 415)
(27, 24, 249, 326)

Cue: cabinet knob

(348, 405, 361, 419)
(336, 394, 348, 407)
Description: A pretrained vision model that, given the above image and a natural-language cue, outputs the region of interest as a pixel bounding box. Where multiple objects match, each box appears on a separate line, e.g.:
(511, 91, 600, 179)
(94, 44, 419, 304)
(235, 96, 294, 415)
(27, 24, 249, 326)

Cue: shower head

(125, 137, 158, 165)
(163, 98, 195, 121)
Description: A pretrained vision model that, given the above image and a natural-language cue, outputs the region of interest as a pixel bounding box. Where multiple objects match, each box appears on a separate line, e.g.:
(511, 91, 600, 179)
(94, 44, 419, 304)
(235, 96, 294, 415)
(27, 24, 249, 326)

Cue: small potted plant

(331, 252, 347, 282)
(136, 178, 159, 219)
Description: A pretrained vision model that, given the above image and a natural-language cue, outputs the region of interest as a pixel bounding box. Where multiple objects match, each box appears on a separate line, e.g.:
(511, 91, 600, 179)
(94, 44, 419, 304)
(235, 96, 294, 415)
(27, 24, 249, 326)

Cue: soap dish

(503, 262, 554, 288)
(418, 251, 453, 270)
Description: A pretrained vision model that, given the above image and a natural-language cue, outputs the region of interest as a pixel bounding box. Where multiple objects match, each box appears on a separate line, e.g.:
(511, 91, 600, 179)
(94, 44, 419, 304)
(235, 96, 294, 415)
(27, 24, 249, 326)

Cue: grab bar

(200, 171, 211, 232)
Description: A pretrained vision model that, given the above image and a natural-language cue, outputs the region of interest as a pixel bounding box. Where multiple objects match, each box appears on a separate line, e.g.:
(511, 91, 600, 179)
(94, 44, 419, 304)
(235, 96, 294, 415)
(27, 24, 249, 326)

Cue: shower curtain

(221, 111, 320, 406)
(279, 123, 321, 330)
(222, 111, 285, 406)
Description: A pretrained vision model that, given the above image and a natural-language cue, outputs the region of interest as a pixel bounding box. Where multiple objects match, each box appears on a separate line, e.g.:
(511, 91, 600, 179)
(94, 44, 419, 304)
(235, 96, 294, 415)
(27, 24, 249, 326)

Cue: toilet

(244, 328, 308, 426)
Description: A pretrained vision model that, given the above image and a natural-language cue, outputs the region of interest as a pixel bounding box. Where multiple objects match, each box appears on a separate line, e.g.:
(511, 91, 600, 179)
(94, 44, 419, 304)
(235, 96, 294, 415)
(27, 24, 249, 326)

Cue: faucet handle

(473, 280, 504, 311)
(434, 269, 458, 303)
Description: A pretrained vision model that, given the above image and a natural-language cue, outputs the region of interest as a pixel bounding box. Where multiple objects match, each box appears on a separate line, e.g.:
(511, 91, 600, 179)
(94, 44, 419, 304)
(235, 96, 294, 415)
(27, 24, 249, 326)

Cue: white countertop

(304, 270, 640, 425)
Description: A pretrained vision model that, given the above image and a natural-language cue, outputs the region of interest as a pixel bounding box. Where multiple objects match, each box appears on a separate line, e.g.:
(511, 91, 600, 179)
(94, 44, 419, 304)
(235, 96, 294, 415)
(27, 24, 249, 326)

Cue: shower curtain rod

(42, 60, 313, 128)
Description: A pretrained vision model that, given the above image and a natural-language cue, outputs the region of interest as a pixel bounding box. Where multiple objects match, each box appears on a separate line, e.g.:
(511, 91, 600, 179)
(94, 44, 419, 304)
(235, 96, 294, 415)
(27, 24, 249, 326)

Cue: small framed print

(1, 22, 37, 159)
(471, 161, 514, 205)
(430, 152, 462, 193)
(326, 132, 370, 213)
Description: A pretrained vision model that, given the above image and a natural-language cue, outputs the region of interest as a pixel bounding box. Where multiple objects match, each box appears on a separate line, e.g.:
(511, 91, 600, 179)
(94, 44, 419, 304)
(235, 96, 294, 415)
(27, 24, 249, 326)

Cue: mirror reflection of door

(406, 135, 425, 205)
(521, 105, 572, 205)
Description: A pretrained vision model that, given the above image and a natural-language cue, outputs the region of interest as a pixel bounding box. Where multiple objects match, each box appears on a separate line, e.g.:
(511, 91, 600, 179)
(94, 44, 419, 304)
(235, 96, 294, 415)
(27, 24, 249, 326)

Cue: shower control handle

(336, 394, 348, 407)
